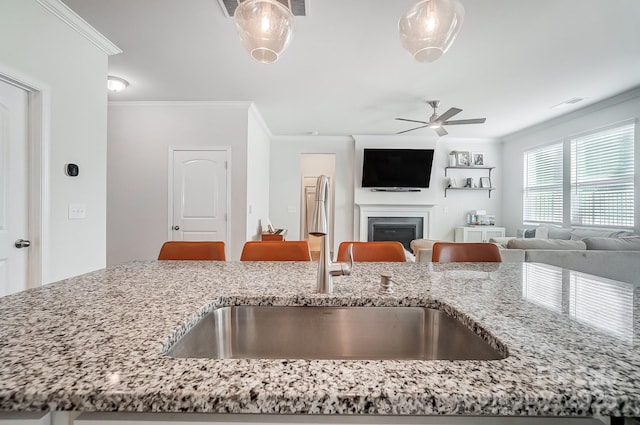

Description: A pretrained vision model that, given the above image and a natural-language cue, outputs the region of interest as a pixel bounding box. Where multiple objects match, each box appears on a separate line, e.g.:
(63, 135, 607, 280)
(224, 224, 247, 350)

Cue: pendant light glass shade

(234, 0, 295, 64)
(399, 0, 465, 63)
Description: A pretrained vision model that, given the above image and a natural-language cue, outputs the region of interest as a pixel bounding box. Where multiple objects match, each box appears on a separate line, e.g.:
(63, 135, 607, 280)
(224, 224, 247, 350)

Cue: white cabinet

(454, 226, 505, 242)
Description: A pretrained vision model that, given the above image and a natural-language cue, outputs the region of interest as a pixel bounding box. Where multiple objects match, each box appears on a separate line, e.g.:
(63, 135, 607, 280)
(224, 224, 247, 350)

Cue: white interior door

(170, 149, 228, 244)
(0, 80, 29, 297)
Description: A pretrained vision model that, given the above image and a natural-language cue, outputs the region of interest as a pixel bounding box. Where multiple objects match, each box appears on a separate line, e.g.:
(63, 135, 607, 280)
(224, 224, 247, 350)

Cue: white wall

(269, 137, 354, 253)
(246, 105, 271, 241)
(0, 0, 113, 283)
(269, 135, 502, 249)
(353, 135, 503, 241)
(501, 88, 640, 236)
(107, 102, 257, 264)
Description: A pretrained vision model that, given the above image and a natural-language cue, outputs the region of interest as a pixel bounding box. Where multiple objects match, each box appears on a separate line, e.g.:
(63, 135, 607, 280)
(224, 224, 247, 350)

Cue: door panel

(171, 150, 228, 244)
(465, 230, 484, 242)
(0, 80, 28, 297)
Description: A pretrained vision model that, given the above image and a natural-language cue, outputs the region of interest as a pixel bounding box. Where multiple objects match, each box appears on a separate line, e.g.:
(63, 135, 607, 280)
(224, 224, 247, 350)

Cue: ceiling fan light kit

(396, 100, 486, 136)
(234, 0, 295, 64)
(398, 0, 465, 63)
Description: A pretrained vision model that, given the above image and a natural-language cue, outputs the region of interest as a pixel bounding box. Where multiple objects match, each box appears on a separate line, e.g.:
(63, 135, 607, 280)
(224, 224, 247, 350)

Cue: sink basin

(166, 306, 506, 360)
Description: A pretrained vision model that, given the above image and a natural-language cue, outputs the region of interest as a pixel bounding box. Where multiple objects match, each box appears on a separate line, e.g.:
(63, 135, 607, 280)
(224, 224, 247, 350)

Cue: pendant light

(234, 0, 295, 64)
(398, 0, 465, 63)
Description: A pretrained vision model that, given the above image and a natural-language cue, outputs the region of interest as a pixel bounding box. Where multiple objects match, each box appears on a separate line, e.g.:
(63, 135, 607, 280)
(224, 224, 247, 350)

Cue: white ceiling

(61, 0, 640, 138)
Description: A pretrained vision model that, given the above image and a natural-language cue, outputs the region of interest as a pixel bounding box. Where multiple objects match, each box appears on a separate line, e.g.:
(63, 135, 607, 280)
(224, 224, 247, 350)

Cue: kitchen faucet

(309, 175, 351, 293)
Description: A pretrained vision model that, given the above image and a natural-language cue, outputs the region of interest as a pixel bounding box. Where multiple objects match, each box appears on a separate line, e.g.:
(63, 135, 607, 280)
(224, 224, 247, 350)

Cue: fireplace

(367, 217, 423, 251)
(357, 204, 434, 250)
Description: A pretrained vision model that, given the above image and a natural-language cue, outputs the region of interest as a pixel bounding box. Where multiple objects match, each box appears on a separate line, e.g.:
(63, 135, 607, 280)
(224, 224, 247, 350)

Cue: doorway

(300, 154, 336, 259)
(0, 74, 45, 296)
(168, 147, 230, 253)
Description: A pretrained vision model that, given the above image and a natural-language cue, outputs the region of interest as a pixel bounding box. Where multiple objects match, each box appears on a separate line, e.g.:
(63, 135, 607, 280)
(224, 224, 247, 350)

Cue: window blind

(523, 143, 563, 224)
(522, 264, 563, 313)
(569, 273, 634, 343)
(571, 124, 635, 228)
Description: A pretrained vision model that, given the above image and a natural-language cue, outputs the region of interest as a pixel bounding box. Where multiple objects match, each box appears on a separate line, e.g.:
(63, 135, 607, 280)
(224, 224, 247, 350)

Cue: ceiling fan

(395, 100, 486, 136)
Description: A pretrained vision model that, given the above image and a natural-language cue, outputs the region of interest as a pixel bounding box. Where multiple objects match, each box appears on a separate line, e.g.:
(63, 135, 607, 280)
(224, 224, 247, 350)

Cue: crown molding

(36, 0, 122, 56)
(108, 101, 254, 108)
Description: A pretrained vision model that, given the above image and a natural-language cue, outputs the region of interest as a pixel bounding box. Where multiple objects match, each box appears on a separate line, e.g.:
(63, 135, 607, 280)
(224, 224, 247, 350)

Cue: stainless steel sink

(166, 306, 506, 360)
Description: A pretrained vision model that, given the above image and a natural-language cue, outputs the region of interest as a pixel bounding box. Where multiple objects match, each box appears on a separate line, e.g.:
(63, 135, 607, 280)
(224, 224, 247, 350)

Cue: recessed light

(551, 97, 584, 109)
(107, 76, 129, 92)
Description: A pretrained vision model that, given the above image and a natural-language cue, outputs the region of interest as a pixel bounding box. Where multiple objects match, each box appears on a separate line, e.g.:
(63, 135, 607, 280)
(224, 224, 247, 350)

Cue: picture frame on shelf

(456, 151, 470, 166)
(472, 152, 485, 166)
(448, 152, 457, 166)
(480, 177, 491, 188)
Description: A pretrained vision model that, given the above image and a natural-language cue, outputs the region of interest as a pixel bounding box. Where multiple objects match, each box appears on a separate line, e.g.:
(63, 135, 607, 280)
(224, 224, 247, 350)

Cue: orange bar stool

(158, 241, 226, 261)
(336, 241, 407, 262)
(240, 241, 312, 261)
(431, 242, 501, 263)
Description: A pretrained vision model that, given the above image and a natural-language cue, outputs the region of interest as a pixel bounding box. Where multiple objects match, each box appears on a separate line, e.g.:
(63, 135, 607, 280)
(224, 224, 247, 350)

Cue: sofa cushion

(507, 238, 587, 250)
(489, 237, 513, 248)
(583, 236, 640, 251)
(410, 239, 439, 254)
(517, 226, 572, 240)
(570, 228, 636, 240)
(547, 227, 573, 240)
(516, 228, 536, 238)
(534, 227, 549, 238)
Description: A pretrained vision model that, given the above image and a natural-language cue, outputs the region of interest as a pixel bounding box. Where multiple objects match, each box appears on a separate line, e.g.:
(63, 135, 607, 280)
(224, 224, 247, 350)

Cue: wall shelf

(445, 187, 495, 198)
(444, 166, 495, 198)
(445, 166, 495, 177)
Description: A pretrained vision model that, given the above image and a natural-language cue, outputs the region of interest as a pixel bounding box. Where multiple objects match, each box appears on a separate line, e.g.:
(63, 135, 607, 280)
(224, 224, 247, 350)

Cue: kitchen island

(0, 261, 638, 423)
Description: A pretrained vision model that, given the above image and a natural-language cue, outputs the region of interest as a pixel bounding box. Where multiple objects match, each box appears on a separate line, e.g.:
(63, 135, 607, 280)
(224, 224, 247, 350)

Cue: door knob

(172, 225, 180, 230)
(15, 239, 31, 248)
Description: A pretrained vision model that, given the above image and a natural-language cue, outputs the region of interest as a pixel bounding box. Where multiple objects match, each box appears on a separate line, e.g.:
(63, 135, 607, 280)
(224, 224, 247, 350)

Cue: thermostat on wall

(65, 163, 79, 177)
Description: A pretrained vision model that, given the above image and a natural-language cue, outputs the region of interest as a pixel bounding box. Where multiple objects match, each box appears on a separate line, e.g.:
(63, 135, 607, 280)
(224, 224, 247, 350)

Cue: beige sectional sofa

(411, 226, 640, 284)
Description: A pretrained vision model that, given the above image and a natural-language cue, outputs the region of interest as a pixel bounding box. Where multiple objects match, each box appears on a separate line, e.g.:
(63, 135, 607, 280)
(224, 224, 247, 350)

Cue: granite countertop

(0, 261, 638, 417)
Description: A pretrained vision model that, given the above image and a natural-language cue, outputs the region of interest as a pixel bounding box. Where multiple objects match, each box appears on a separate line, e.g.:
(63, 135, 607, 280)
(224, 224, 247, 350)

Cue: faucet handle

(330, 243, 353, 277)
(345, 243, 353, 274)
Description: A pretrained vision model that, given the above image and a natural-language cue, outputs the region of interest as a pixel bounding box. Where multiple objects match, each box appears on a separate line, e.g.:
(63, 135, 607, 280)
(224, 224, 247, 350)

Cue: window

(523, 122, 635, 229)
(571, 124, 635, 228)
(523, 142, 563, 224)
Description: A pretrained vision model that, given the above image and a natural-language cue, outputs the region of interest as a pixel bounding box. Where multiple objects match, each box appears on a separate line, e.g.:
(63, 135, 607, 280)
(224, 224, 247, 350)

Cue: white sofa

(412, 228, 640, 284)
(412, 226, 640, 284)
(415, 247, 640, 285)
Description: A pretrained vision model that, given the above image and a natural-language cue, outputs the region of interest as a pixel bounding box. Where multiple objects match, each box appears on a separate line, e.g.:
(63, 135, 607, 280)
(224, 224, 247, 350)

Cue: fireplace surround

(357, 204, 434, 250)
(367, 217, 423, 251)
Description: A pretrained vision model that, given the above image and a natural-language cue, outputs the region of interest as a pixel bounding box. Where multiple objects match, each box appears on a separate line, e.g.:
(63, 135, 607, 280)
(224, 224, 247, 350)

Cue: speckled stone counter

(0, 261, 638, 418)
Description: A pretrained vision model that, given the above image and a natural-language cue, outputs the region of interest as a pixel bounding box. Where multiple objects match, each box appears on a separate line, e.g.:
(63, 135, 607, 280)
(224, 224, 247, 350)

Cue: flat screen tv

(362, 148, 434, 189)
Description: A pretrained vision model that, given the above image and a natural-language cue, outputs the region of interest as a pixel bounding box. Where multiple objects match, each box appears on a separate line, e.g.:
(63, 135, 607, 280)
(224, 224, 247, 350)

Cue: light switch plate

(68, 203, 87, 220)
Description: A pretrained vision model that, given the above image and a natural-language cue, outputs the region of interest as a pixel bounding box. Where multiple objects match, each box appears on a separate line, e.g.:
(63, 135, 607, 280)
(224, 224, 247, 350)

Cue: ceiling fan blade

(397, 124, 429, 134)
(434, 126, 448, 137)
(435, 107, 462, 122)
(395, 117, 429, 125)
(442, 118, 487, 125)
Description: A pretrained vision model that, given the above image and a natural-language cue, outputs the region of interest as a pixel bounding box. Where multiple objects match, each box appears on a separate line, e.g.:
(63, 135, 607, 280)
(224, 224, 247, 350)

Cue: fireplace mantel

(356, 204, 435, 242)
